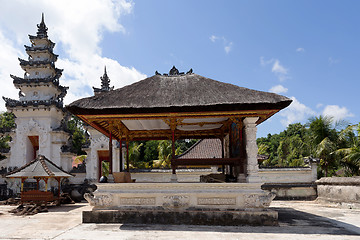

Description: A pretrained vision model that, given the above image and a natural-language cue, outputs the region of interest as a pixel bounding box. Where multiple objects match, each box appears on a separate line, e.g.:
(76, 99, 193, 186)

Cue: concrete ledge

(316, 177, 360, 208)
(262, 183, 317, 200)
(83, 208, 278, 226)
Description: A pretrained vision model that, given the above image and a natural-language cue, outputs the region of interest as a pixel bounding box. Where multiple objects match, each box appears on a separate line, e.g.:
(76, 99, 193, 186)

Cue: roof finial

(100, 66, 113, 91)
(37, 13, 48, 38)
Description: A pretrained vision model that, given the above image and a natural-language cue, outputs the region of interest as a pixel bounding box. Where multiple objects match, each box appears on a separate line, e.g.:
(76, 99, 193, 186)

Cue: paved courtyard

(0, 200, 359, 240)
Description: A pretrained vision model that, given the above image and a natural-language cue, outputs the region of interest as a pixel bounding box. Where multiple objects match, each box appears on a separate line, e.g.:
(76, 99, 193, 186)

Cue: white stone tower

(2, 14, 74, 172)
(84, 67, 120, 182)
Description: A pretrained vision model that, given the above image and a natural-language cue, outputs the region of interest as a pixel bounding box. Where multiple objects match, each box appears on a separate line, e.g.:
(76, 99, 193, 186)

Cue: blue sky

(0, 0, 359, 137)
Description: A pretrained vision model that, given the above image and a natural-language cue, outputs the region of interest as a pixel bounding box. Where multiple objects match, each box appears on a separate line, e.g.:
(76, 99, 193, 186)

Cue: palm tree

(316, 137, 337, 176)
(335, 124, 360, 176)
(307, 115, 339, 176)
(129, 142, 143, 168)
(153, 140, 182, 168)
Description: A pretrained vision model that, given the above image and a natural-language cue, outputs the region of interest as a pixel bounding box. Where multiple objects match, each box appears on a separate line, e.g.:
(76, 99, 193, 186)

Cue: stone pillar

(310, 161, 318, 182)
(243, 117, 260, 183)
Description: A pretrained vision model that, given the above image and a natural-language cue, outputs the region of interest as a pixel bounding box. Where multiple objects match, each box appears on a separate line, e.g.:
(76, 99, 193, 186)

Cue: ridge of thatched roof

(6, 155, 73, 178)
(177, 139, 222, 159)
(67, 72, 292, 115)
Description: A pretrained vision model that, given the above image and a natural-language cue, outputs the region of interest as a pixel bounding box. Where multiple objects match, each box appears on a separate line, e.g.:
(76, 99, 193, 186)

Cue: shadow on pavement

(119, 207, 360, 236)
(47, 203, 86, 213)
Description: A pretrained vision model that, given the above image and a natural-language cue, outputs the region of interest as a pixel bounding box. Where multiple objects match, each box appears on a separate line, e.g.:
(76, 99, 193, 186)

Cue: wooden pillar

(36, 178, 40, 190)
(20, 178, 26, 192)
(119, 140, 123, 172)
(221, 137, 225, 174)
(126, 139, 130, 172)
(109, 131, 113, 174)
(56, 177, 61, 197)
(171, 130, 176, 175)
(44, 178, 48, 192)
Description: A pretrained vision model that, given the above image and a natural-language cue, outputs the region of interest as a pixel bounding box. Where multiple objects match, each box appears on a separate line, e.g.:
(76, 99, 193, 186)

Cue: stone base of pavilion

(83, 182, 278, 226)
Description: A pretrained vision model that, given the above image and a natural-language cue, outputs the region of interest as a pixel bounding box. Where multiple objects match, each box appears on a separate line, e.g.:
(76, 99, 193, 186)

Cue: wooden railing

(174, 158, 243, 166)
(20, 190, 56, 204)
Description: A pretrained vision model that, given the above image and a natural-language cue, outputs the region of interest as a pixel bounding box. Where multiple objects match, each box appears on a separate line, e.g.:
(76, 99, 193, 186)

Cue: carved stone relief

(120, 197, 155, 206)
(162, 195, 189, 208)
(198, 197, 236, 205)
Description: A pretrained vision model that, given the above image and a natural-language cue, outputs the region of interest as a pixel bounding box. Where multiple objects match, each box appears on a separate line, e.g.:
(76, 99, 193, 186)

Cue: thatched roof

(177, 139, 222, 159)
(67, 71, 292, 115)
(6, 155, 73, 178)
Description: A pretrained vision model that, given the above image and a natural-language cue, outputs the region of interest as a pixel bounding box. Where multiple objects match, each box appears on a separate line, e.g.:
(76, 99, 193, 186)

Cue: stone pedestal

(83, 182, 277, 225)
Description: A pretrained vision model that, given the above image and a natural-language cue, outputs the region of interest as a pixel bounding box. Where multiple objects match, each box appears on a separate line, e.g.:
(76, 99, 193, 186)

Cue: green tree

(153, 140, 182, 168)
(335, 124, 360, 176)
(66, 116, 88, 155)
(143, 140, 159, 163)
(129, 142, 144, 168)
(0, 112, 16, 159)
(307, 116, 341, 176)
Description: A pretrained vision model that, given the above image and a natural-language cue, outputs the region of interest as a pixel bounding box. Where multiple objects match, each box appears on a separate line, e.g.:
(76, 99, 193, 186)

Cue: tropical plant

(0, 112, 16, 159)
(129, 142, 144, 168)
(152, 140, 182, 168)
(66, 116, 88, 155)
(334, 124, 360, 176)
(101, 161, 109, 177)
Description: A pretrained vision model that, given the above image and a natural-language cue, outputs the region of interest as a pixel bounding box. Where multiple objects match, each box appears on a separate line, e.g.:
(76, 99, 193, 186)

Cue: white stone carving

(198, 197, 236, 205)
(120, 197, 155, 205)
(163, 195, 189, 208)
(84, 193, 113, 207)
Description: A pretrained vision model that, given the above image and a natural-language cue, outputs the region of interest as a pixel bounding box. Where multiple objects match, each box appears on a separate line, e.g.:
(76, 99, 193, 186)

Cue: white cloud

(209, 35, 218, 42)
(272, 60, 288, 75)
(329, 57, 340, 65)
(279, 97, 316, 126)
(209, 35, 233, 54)
(316, 103, 323, 109)
(260, 56, 273, 66)
(0, 0, 146, 111)
(260, 57, 289, 81)
(269, 85, 288, 94)
(224, 42, 233, 54)
(296, 47, 305, 52)
(322, 105, 354, 122)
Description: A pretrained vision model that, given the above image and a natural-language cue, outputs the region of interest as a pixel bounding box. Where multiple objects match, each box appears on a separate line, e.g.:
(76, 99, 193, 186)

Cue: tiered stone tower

(2, 14, 74, 172)
(84, 67, 120, 182)
(92, 66, 114, 95)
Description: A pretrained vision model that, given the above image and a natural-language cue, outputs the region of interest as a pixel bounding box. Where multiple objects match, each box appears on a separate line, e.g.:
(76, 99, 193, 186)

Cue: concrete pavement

(0, 201, 359, 240)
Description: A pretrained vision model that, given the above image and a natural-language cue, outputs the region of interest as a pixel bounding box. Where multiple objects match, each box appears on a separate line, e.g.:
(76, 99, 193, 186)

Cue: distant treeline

(257, 116, 360, 177)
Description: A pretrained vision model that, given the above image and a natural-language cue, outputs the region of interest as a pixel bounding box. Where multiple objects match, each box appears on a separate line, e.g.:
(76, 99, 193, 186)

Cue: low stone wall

(258, 165, 317, 184)
(316, 177, 360, 208)
(258, 165, 318, 200)
(130, 169, 214, 183)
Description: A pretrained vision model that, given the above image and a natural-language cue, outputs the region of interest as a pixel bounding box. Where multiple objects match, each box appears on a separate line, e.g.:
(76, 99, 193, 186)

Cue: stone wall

(258, 165, 318, 200)
(258, 165, 317, 184)
(316, 177, 360, 208)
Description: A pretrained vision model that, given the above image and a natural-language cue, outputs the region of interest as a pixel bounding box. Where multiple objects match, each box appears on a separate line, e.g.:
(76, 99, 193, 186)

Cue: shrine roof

(177, 139, 222, 159)
(6, 155, 73, 178)
(67, 67, 292, 115)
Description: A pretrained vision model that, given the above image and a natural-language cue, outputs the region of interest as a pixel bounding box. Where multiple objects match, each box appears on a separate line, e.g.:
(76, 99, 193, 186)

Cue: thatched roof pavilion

(67, 67, 291, 181)
(67, 67, 291, 141)
(68, 67, 291, 225)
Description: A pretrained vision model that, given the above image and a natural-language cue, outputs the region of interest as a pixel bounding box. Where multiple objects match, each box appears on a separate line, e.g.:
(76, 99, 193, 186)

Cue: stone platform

(83, 182, 277, 225)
